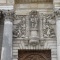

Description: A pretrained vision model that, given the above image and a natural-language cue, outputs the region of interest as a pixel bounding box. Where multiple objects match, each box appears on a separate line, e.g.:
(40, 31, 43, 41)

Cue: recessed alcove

(18, 50, 51, 60)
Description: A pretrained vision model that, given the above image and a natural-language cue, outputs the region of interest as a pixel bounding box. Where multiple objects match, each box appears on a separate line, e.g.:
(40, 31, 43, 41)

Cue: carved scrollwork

(13, 15, 26, 38)
(43, 14, 56, 38)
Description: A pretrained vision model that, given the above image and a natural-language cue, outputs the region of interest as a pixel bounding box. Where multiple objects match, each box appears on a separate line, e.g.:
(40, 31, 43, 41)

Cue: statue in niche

(30, 17, 38, 28)
(30, 11, 39, 29)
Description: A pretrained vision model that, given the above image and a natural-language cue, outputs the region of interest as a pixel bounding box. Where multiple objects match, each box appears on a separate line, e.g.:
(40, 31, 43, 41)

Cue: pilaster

(1, 10, 14, 60)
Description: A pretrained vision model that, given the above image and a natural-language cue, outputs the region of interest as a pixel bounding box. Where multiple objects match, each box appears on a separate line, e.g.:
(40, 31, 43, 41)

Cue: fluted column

(1, 10, 14, 60)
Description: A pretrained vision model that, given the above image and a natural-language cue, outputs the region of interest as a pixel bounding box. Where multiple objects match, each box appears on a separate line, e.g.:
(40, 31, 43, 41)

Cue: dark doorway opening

(18, 50, 51, 60)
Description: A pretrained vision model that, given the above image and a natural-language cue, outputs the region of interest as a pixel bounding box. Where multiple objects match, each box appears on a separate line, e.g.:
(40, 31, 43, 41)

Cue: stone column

(55, 9, 60, 60)
(53, 0, 60, 60)
(1, 10, 14, 60)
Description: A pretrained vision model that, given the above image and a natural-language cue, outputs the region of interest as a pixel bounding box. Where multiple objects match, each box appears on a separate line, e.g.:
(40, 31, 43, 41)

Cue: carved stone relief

(42, 14, 56, 38)
(13, 15, 26, 38)
(29, 11, 40, 46)
(29, 11, 39, 29)
(13, 11, 56, 39)
(13, 11, 56, 46)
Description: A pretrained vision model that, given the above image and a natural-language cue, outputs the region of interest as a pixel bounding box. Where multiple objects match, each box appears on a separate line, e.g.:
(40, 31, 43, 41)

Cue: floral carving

(3, 10, 14, 20)
(43, 14, 56, 38)
(13, 16, 26, 38)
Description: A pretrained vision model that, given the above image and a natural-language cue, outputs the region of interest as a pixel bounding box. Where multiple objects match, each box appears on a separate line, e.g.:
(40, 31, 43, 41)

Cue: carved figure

(13, 16, 26, 38)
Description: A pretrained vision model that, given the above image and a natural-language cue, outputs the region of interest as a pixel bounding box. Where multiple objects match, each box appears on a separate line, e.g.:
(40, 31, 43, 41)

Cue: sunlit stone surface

(1, 20, 13, 60)
(0, 0, 6, 3)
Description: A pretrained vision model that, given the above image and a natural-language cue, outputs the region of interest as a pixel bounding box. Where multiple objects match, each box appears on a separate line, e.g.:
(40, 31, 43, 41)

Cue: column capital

(54, 9, 60, 18)
(3, 10, 14, 20)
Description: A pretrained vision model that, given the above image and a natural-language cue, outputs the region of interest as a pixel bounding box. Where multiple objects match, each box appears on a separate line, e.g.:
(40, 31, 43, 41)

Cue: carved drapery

(42, 14, 56, 38)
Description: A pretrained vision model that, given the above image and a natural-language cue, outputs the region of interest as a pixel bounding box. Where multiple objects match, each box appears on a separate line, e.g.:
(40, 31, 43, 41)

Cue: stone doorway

(18, 50, 51, 60)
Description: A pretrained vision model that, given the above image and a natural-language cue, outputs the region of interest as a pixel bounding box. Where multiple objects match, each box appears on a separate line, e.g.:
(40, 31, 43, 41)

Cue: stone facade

(0, 0, 60, 60)
(12, 10, 57, 60)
